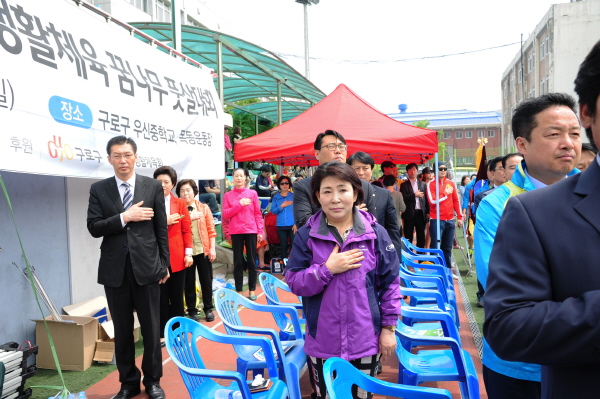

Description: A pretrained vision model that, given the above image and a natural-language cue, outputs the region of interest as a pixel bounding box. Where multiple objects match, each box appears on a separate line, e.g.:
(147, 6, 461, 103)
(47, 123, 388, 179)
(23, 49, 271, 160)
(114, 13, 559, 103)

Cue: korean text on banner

(0, 0, 224, 179)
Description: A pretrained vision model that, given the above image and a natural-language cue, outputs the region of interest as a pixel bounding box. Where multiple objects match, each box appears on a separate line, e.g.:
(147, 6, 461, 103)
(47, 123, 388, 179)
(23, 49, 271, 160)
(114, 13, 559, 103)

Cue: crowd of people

(85, 39, 600, 399)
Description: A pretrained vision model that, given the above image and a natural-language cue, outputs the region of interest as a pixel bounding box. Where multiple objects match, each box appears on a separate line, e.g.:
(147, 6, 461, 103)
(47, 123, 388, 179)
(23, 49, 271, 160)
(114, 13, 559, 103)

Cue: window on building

(128, 0, 149, 12)
(465, 131, 473, 139)
(540, 38, 546, 60)
(156, 0, 171, 22)
(187, 16, 202, 27)
(456, 132, 463, 139)
(528, 50, 536, 73)
(478, 130, 485, 138)
(488, 130, 495, 137)
(510, 75, 514, 92)
(443, 132, 450, 139)
(457, 157, 474, 165)
(517, 65, 522, 83)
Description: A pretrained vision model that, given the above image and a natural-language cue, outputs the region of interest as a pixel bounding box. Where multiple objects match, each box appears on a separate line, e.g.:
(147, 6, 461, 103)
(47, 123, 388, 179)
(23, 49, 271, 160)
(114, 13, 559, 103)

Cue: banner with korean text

(0, 0, 224, 179)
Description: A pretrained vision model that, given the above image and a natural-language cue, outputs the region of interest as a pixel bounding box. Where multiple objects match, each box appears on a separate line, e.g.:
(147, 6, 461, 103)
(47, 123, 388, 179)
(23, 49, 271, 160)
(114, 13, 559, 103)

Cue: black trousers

(483, 364, 541, 399)
(231, 233, 257, 292)
(185, 253, 214, 314)
(277, 226, 295, 258)
(159, 268, 186, 338)
(104, 254, 162, 390)
(403, 210, 427, 248)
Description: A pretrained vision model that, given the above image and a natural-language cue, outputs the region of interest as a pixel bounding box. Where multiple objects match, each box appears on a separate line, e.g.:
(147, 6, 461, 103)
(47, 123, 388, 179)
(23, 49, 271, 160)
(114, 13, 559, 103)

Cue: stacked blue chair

(258, 272, 305, 341)
(214, 288, 307, 399)
(397, 239, 480, 399)
(323, 357, 452, 399)
(164, 317, 289, 398)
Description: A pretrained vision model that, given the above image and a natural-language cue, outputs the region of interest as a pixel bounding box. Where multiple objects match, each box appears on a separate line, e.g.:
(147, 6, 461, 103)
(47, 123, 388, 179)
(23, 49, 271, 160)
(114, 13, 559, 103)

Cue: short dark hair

(260, 164, 272, 173)
(275, 175, 292, 190)
(512, 93, 577, 141)
(310, 161, 364, 207)
(232, 167, 248, 177)
(371, 180, 384, 188)
(314, 130, 346, 150)
(501, 152, 523, 169)
(382, 175, 397, 187)
(581, 142, 599, 155)
(406, 162, 418, 172)
(574, 40, 600, 144)
(488, 156, 503, 172)
(106, 135, 137, 155)
(347, 151, 374, 169)
(176, 179, 199, 197)
(153, 166, 178, 186)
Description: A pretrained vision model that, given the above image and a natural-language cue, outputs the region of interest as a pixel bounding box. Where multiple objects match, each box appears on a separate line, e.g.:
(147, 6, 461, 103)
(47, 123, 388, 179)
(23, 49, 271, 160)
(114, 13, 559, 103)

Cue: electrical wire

(274, 41, 521, 64)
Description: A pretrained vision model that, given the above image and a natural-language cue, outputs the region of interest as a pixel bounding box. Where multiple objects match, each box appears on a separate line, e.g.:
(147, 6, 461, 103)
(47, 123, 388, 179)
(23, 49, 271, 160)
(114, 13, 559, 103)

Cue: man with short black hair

(87, 136, 169, 399)
(501, 153, 524, 182)
(477, 92, 582, 399)
(577, 142, 598, 171)
(400, 162, 429, 249)
(378, 160, 402, 190)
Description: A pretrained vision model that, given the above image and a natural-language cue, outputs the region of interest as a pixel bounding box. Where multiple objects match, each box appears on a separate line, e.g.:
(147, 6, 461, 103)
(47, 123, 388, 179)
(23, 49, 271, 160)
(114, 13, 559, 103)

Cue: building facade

(389, 108, 501, 167)
(501, 0, 600, 150)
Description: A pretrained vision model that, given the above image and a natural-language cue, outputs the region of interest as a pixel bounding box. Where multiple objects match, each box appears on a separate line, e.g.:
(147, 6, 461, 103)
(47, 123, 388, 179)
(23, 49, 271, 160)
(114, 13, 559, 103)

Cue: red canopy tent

(234, 84, 438, 166)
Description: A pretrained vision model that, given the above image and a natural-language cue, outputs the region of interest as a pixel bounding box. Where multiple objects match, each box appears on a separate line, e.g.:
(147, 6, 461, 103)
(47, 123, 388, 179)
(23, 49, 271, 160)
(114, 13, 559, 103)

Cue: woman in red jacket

(222, 167, 264, 300)
(154, 166, 193, 344)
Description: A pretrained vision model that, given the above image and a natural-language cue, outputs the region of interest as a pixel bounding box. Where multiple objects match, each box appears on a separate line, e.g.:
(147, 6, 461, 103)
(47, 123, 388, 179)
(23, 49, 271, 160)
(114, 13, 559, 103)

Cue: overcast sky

(202, 0, 564, 114)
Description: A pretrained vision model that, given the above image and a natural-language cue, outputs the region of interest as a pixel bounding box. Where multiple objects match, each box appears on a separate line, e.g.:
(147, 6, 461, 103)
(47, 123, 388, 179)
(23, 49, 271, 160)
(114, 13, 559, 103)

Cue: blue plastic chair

(164, 317, 289, 399)
(323, 357, 452, 399)
(214, 288, 307, 399)
(402, 237, 446, 266)
(395, 322, 480, 399)
(258, 273, 305, 340)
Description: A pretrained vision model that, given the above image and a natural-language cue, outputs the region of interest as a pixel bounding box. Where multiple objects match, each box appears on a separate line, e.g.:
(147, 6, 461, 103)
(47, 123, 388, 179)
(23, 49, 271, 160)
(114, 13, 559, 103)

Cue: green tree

(225, 98, 275, 140)
(412, 120, 447, 162)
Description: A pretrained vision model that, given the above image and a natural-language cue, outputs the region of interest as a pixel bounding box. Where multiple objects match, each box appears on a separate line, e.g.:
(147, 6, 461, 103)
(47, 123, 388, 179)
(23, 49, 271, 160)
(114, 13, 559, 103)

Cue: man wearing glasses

(293, 130, 402, 258)
(426, 162, 462, 276)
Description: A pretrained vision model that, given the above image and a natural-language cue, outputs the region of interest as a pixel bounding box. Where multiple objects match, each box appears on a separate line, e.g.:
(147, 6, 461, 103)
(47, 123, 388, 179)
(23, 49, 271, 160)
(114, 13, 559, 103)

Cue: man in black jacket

(87, 136, 169, 399)
(293, 130, 402, 259)
(400, 162, 429, 248)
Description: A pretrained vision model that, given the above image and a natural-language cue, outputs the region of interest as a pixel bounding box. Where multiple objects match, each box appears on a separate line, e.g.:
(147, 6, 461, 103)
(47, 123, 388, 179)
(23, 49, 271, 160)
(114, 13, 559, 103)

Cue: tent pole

(216, 39, 224, 105)
(435, 154, 440, 250)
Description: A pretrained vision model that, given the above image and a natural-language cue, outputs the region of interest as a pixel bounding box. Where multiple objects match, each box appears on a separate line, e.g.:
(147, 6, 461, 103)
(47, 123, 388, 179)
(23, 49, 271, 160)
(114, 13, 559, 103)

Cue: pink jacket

(222, 187, 264, 235)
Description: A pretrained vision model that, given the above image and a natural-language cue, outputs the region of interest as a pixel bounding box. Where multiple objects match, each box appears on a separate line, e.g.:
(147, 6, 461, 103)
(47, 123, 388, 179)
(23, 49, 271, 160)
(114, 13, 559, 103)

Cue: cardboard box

(93, 339, 115, 363)
(34, 315, 98, 371)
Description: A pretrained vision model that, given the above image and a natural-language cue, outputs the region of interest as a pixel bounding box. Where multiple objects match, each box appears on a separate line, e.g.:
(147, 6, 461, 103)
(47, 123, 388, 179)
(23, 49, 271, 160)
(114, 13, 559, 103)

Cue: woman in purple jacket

(222, 167, 264, 300)
(286, 161, 401, 399)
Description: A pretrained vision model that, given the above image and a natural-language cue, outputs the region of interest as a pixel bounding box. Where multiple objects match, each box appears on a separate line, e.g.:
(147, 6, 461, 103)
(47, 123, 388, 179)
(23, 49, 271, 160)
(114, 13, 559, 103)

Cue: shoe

(249, 294, 257, 301)
(452, 270, 459, 280)
(111, 388, 141, 399)
(160, 339, 165, 347)
(376, 360, 383, 375)
(145, 383, 166, 399)
(205, 310, 215, 322)
(476, 296, 484, 308)
(453, 245, 464, 250)
(188, 312, 199, 321)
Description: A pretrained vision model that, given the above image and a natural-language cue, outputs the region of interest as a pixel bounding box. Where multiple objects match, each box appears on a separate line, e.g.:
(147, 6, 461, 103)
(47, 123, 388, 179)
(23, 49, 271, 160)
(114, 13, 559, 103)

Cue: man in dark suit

(87, 136, 169, 399)
(400, 162, 429, 248)
(293, 131, 402, 258)
(484, 42, 600, 398)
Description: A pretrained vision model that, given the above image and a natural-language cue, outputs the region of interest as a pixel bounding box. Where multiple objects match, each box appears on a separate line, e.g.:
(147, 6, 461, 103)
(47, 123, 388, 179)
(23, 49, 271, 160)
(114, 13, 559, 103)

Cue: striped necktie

(122, 182, 132, 211)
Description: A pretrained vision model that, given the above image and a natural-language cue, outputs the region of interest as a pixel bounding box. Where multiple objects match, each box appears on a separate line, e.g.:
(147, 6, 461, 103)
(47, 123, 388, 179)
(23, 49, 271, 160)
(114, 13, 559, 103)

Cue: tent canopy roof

(130, 23, 325, 123)
(234, 84, 438, 166)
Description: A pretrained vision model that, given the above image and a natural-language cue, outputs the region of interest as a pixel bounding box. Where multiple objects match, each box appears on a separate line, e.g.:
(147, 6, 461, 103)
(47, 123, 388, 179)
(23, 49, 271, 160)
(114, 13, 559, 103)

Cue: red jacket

(167, 196, 193, 273)
(427, 178, 461, 221)
(222, 187, 264, 235)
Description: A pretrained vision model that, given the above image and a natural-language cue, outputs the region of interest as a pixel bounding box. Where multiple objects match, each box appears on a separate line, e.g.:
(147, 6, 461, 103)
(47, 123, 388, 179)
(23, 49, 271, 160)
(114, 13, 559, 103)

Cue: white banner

(0, 0, 224, 179)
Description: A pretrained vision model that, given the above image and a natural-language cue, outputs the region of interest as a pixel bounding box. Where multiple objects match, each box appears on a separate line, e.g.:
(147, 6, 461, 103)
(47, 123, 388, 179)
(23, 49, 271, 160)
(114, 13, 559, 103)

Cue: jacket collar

(512, 160, 580, 192)
(573, 160, 600, 235)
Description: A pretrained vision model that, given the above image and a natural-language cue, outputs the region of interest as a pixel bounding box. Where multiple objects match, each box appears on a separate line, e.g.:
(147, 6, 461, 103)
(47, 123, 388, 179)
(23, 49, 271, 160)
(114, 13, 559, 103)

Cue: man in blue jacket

(475, 92, 581, 399)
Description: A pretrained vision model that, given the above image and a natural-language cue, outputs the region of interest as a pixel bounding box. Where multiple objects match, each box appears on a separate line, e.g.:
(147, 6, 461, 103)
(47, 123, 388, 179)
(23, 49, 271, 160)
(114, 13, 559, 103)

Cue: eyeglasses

(438, 167, 447, 171)
(280, 182, 290, 185)
(111, 153, 135, 160)
(320, 143, 347, 151)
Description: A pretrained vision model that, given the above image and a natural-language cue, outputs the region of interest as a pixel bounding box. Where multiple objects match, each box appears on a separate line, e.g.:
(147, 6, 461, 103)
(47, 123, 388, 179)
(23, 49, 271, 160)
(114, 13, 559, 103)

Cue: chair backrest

(259, 273, 292, 330)
(323, 357, 452, 399)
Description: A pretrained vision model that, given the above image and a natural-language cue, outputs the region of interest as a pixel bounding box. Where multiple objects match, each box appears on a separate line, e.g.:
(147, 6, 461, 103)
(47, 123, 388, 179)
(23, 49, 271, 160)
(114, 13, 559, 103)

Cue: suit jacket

(167, 195, 193, 274)
(484, 160, 600, 398)
(400, 179, 429, 222)
(293, 177, 402, 258)
(87, 174, 170, 287)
